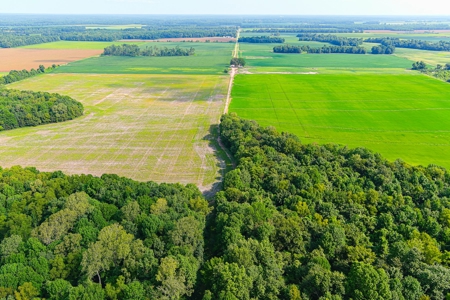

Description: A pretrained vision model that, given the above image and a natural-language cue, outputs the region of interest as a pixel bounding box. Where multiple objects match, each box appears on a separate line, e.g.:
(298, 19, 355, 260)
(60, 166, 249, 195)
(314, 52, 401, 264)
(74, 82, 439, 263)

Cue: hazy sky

(1, 0, 449, 15)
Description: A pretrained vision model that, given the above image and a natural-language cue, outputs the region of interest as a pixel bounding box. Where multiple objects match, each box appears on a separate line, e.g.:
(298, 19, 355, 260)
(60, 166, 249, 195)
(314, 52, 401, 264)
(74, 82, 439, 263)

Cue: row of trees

(415, 62, 450, 82)
(371, 44, 396, 54)
(238, 36, 285, 43)
(365, 37, 450, 52)
(0, 65, 57, 85)
(302, 45, 367, 54)
(0, 89, 84, 130)
(0, 26, 237, 48)
(297, 34, 363, 47)
(273, 44, 367, 54)
(103, 44, 195, 57)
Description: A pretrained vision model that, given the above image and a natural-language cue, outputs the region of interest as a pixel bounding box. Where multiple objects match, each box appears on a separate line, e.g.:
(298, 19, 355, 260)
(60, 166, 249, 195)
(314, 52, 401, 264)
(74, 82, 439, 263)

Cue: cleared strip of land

(1, 73, 228, 189)
(120, 37, 236, 42)
(0, 48, 102, 72)
(230, 74, 450, 169)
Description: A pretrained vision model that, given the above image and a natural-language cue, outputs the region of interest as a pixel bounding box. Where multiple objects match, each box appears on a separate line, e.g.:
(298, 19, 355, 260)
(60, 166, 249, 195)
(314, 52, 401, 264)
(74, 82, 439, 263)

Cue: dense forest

(0, 89, 84, 131)
(0, 168, 208, 299)
(0, 65, 57, 85)
(273, 45, 367, 54)
(204, 113, 450, 300)
(238, 36, 285, 43)
(365, 37, 450, 52)
(297, 34, 363, 47)
(103, 44, 195, 57)
(1, 114, 450, 299)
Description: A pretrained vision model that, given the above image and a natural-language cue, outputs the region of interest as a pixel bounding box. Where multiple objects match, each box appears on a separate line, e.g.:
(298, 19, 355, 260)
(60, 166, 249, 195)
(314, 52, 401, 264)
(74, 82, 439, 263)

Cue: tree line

(103, 44, 195, 57)
(297, 34, 363, 47)
(273, 44, 367, 54)
(0, 65, 57, 85)
(238, 36, 285, 43)
(413, 61, 450, 82)
(365, 37, 450, 52)
(0, 89, 84, 131)
(0, 26, 237, 48)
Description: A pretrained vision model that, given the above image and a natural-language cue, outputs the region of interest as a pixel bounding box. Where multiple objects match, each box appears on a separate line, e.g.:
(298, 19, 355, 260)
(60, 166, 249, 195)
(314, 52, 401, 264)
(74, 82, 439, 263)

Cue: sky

(1, 0, 449, 15)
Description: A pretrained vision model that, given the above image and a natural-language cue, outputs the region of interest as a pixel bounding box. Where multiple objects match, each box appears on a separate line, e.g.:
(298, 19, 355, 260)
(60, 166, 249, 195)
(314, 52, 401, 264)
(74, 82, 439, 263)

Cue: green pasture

(2, 73, 228, 188)
(238, 40, 413, 72)
(53, 42, 234, 74)
(230, 74, 450, 169)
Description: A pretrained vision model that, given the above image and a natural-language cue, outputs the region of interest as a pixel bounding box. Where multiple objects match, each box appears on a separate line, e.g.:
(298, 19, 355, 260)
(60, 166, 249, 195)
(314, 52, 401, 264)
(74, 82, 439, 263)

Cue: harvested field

(2, 73, 228, 189)
(0, 48, 102, 72)
(120, 37, 236, 42)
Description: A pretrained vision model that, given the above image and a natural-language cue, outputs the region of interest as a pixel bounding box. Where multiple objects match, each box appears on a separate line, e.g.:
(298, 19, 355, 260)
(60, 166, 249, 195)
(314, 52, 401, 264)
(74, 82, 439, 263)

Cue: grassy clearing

(2, 73, 228, 188)
(53, 42, 234, 75)
(230, 74, 450, 169)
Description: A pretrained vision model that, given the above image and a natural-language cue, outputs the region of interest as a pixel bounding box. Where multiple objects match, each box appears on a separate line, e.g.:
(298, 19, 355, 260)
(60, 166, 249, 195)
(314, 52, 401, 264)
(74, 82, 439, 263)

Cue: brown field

(364, 29, 450, 33)
(0, 49, 102, 72)
(120, 37, 236, 43)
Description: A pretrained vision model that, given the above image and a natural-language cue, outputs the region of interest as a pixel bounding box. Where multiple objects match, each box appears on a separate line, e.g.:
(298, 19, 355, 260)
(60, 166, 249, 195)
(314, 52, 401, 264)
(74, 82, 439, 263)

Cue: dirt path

(217, 29, 240, 168)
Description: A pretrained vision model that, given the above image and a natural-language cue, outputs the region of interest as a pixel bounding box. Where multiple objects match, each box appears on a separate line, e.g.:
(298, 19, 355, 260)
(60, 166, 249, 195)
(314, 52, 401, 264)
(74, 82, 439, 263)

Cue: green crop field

(230, 74, 450, 168)
(239, 42, 413, 72)
(53, 42, 234, 74)
(1, 73, 228, 189)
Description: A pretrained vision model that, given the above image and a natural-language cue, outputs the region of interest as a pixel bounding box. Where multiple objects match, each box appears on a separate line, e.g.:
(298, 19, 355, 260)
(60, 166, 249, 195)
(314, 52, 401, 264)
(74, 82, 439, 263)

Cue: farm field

(1, 73, 228, 188)
(0, 48, 102, 72)
(393, 47, 450, 66)
(54, 42, 234, 74)
(238, 42, 413, 72)
(230, 74, 450, 168)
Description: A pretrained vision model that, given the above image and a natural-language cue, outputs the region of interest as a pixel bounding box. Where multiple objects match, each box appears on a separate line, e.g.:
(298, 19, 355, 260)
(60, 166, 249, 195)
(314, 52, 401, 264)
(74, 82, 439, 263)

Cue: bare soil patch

(0, 49, 102, 72)
(120, 37, 236, 43)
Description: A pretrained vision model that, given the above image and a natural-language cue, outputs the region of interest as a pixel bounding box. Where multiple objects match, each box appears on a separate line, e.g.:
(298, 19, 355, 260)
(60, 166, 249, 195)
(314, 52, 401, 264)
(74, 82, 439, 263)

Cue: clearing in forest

(230, 74, 450, 169)
(1, 73, 228, 189)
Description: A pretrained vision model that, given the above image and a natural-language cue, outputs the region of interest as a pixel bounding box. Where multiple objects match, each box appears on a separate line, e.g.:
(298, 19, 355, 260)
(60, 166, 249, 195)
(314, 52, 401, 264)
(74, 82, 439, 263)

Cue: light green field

(393, 48, 450, 66)
(53, 42, 234, 74)
(2, 73, 228, 188)
(230, 74, 450, 169)
(20, 41, 149, 50)
(239, 42, 413, 73)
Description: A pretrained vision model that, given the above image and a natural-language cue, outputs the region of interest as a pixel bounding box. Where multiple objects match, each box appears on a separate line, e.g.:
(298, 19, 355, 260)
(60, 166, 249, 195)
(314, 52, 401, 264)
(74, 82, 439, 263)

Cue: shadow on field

(201, 124, 234, 200)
